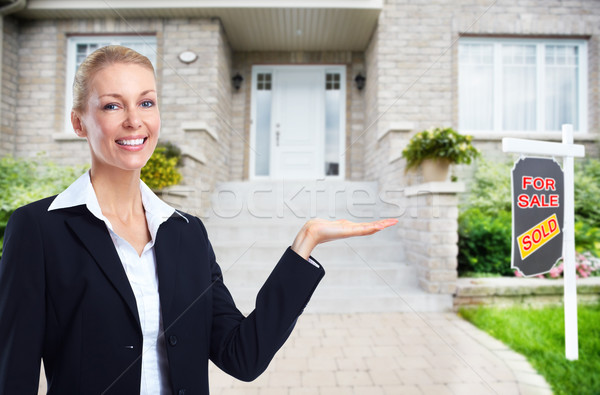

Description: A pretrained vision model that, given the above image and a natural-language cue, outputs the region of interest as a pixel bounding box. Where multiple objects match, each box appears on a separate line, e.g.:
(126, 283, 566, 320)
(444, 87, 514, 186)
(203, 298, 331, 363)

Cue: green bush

(140, 143, 182, 190)
(458, 208, 513, 276)
(575, 221, 600, 258)
(575, 159, 600, 228)
(464, 159, 513, 214)
(0, 156, 85, 259)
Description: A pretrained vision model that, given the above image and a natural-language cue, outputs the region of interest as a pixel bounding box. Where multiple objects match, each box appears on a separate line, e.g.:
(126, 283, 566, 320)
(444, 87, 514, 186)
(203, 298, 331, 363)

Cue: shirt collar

(48, 170, 188, 241)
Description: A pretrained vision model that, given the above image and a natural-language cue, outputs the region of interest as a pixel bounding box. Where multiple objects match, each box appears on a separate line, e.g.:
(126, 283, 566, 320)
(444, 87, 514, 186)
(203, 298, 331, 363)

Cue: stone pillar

(400, 181, 464, 294)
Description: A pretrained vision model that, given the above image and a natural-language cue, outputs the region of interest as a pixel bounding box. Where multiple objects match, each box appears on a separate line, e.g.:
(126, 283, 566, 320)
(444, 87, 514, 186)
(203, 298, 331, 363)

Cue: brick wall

(365, 0, 600, 191)
(0, 16, 18, 156)
(400, 183, 464, 294)
(160, 18, 232, 215)
(230, 51, 365, 181)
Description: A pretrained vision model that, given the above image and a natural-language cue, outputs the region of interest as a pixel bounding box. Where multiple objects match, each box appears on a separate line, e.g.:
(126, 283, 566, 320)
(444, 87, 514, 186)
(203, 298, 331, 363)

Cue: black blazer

(0, 196, 324, 394)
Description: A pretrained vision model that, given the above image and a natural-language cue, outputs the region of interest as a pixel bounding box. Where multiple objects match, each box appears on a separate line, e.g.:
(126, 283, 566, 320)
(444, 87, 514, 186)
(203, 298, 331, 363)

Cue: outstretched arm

(291, 218, 398, 260)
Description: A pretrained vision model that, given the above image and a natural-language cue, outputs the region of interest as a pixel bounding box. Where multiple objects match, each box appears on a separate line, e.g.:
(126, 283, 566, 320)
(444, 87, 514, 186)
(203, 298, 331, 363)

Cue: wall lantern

(354, 73, 366, 90)
(232, 73, 244, 90)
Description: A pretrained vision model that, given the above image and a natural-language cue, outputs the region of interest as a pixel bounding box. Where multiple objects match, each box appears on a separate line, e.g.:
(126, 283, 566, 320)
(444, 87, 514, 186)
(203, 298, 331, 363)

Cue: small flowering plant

(514, 251, 600, 279)
(402, 127, 480, 170)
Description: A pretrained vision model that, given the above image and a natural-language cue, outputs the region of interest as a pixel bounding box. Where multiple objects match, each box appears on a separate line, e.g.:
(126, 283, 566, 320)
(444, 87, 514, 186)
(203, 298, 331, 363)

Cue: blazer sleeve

(200, 218, 325, 382)
(0, 207, 45, 394)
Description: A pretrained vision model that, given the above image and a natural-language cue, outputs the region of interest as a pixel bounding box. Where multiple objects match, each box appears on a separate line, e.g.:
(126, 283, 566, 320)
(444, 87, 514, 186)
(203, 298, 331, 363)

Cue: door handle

(276, 130, 280, 146)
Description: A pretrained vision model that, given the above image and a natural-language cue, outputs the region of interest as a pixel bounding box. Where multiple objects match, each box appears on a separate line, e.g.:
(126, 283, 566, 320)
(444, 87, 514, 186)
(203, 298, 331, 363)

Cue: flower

(515, 252, 600, 279)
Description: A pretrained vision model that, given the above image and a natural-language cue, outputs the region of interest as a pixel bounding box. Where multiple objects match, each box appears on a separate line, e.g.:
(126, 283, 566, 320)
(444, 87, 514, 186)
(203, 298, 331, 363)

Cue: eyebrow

(99, 90, 156, 99)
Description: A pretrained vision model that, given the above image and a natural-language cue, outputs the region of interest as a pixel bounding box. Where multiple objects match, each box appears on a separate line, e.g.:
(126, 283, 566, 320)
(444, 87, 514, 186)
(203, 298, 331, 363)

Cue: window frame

(59, 35, 157, 138)
(458, 37, 588, 137)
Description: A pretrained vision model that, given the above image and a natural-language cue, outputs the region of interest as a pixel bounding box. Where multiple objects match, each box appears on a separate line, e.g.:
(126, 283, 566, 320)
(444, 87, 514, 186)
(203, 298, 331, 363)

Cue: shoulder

(8, 195, 85, 227)
(9, 196, 57, 221)
(170, 210, 208, 233)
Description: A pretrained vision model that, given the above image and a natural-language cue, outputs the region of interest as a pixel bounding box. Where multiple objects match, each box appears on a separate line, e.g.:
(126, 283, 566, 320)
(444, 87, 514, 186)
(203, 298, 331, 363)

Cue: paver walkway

(37, 312, 552, 394)
(208, 313, 553, 395)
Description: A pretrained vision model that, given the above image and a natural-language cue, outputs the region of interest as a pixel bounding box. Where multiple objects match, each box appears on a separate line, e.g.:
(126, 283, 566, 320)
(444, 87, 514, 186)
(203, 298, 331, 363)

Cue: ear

(71, 110, 87, 138)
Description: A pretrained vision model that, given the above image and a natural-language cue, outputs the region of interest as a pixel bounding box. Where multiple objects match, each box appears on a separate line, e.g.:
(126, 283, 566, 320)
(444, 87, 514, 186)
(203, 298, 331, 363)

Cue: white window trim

(459, 37, 588, 138)
(249, 65, 346, 180)
(56, 35, 157, 140)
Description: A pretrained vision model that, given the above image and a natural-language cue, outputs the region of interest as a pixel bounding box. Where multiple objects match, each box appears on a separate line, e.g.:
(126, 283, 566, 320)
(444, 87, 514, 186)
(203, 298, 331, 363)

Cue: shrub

(575, 159, 600, 228)
(140, 142, 182, 190)
(0, 156, 85, 259)
(464, 159, 513, 214)
(458, 208, 513, 276)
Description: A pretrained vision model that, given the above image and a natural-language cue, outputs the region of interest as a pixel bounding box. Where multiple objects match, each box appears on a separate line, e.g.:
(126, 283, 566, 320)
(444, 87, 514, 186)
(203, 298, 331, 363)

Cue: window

(63, 36, 157, 134)
(254, 73, 272, 176)
(325, 72, 342, 176)
(459, 38, 587, 134)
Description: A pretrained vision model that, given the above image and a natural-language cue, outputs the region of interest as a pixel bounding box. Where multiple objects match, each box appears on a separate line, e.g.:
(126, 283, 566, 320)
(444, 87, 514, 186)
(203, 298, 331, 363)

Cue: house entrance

(250, 66, 346, 179)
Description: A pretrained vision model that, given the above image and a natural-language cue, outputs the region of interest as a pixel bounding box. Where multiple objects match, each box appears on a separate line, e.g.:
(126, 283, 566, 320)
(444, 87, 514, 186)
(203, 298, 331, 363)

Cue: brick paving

(208, 313, 553, 395)
(37, 312, 552, 394)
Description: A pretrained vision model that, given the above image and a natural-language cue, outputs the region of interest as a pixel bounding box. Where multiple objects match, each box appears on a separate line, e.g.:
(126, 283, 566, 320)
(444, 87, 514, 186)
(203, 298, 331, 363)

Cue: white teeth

(117, 138, 145, 146)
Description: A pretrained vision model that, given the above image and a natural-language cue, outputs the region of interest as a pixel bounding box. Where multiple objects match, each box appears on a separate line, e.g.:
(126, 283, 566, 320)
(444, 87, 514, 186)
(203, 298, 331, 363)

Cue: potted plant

(402, 127, 479, 182)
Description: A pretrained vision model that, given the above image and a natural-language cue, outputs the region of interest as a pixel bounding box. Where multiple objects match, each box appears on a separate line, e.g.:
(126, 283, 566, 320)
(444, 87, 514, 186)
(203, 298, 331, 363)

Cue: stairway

(202, 179, 452, 313)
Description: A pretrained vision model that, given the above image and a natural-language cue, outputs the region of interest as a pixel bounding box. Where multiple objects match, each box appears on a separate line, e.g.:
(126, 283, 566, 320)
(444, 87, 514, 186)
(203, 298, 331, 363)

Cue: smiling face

(72, 62, 160, 176)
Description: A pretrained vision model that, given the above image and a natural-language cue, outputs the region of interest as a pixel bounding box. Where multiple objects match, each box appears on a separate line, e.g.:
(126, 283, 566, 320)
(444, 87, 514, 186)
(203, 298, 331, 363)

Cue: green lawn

(460, 304, 600, 395)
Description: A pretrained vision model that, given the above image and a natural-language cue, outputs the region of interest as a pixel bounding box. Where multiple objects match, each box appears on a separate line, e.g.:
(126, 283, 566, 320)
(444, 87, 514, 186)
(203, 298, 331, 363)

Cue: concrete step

(208, 180, 404, 220)
(203, 220, 400, 243)
(202, 179, 424, 313)
(225, 284, 453, 314)
(212, 241, 405, 266)
(220, 261, 416, 288)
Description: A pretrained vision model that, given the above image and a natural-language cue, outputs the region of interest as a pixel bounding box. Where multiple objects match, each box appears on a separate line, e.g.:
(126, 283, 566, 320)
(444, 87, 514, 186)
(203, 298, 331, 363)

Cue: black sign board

(511, 157, 564, 276)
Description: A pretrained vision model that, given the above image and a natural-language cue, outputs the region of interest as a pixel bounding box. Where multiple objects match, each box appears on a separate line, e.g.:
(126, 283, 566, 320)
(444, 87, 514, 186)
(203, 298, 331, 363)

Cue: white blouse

(49, 171, 187, 394)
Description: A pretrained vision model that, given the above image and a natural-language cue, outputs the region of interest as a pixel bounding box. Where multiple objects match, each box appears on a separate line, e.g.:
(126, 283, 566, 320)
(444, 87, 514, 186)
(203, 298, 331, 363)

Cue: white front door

(271, 69, 324, 179)
(251, 66, 345, 180)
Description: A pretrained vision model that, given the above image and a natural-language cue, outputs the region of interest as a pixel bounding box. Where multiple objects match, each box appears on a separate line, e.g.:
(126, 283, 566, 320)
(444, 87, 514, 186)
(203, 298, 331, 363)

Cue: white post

(562, 124, 578, 361)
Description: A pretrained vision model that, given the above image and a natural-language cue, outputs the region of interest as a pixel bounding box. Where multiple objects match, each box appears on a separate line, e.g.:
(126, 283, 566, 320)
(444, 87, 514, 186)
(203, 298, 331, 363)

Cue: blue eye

(141, 100, 154, 108)
(103, 103, 118, 110)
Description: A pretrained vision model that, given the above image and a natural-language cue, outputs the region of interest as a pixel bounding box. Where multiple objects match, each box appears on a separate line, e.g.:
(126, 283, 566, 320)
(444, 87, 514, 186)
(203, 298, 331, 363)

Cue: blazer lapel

(65, 213, 141, 331)
(154, 215, 183, 317)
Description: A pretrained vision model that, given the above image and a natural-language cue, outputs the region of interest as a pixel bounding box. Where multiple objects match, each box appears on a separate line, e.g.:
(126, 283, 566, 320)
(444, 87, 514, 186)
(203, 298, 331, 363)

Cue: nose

(123, 108, 142, 129)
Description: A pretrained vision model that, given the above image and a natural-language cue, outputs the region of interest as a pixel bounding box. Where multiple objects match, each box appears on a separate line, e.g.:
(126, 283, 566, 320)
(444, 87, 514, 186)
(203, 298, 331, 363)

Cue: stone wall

(454, 277, 600, 310)
(0, 16, 18, 156)
(159, 18, 232, 216)
(400, 182, 464, 294)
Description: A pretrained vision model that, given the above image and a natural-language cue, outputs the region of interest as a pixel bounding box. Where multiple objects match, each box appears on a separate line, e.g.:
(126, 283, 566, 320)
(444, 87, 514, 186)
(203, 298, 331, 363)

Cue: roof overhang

(15, 0, 383, 51)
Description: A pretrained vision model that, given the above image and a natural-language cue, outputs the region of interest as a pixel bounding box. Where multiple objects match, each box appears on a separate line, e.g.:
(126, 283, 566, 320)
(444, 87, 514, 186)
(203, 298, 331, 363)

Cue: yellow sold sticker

(517, 213, 561, 260)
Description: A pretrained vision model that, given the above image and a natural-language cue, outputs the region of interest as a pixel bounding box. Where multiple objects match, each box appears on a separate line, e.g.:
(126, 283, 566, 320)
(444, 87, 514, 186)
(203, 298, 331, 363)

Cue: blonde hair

(72, 45, 155, 113)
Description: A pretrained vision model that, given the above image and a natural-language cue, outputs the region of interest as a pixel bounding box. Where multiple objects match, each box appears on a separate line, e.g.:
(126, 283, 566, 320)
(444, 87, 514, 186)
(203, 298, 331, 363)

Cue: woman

(0, 46, 397, 394)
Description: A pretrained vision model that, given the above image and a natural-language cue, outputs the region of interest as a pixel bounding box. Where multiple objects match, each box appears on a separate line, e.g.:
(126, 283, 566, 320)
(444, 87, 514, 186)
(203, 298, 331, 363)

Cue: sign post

(502, 124, 585, 360)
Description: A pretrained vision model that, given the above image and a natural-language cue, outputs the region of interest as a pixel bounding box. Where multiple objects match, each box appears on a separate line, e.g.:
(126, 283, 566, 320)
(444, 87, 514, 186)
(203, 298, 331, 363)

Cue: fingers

(373, 218, 399, 230)
(333, 218, 398, 238)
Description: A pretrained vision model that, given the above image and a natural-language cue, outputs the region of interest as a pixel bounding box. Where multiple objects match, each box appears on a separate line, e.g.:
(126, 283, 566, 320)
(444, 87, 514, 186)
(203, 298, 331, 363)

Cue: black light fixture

(354, 73, 366, 90)
(232, 73, 244, 90)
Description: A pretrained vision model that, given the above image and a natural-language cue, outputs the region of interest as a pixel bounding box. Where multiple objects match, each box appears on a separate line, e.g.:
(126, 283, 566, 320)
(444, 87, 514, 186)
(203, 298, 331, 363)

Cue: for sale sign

(511, 157, 564, 276)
